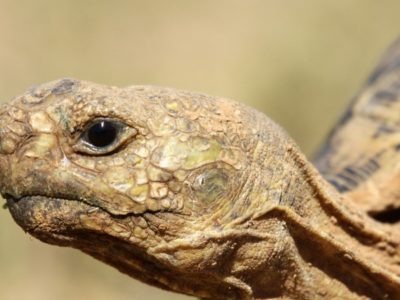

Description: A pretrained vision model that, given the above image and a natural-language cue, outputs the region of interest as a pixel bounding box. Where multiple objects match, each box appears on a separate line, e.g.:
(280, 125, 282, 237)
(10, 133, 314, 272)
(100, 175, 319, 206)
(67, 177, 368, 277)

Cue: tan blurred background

(0, 1, 399, 299)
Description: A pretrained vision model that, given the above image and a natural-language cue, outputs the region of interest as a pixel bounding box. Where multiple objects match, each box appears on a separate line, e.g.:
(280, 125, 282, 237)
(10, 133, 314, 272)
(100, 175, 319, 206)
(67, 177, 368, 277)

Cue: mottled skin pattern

(1, 41, 400, 300)
(315, 38, 400, 225)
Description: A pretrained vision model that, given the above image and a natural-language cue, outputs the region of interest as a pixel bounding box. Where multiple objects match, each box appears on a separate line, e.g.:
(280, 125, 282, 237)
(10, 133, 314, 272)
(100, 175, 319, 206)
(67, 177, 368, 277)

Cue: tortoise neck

(236, 145, 400, 299)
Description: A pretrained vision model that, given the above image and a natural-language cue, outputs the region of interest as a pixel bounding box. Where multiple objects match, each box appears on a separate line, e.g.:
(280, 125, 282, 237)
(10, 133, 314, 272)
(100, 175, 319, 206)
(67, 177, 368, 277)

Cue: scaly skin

(1, 42, 400, 299)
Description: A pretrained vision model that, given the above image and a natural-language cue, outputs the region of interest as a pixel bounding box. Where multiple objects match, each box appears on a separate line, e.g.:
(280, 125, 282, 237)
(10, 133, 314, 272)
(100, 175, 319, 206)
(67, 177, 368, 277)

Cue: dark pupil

(87, 121, 117, 148)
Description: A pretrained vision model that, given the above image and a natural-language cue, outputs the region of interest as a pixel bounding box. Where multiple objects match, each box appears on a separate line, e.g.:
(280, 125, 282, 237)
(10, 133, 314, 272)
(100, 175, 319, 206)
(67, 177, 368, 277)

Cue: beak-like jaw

(5, 195, 89, 242)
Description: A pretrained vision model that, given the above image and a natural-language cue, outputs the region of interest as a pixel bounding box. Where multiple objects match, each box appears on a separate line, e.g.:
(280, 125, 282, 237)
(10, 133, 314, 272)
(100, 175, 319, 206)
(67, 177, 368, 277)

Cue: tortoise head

(0, 79, 297, 298)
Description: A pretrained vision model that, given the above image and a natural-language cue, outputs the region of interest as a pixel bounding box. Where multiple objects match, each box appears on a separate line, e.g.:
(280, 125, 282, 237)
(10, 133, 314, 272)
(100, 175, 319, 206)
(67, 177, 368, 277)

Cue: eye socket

(73, 118, 137, 155)
(86, 120, 118, 148)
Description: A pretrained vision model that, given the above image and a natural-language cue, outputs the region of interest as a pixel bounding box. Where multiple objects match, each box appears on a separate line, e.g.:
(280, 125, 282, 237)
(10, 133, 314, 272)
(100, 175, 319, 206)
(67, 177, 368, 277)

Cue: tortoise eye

(74, 118, 137, 155)
(85, 120, 118, 148)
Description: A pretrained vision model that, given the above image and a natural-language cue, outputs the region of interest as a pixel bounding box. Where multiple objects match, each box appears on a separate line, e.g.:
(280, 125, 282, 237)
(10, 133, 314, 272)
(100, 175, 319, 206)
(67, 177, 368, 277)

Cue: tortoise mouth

(3, 191, 132, 216)
(4, 192, 93, 204)
(5, 194, 96, 236)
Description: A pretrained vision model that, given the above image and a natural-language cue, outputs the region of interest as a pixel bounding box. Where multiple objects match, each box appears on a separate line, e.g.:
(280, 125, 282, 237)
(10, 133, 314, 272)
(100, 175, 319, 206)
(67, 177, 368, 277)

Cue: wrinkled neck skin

(235, 141, 400, 299)
(2, 80, 400, 300)
(189, 121, 400, 299)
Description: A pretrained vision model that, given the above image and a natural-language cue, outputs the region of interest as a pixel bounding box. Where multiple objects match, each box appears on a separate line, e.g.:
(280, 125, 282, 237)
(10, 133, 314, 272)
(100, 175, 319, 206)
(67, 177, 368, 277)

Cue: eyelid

(72, 118, 137, 156)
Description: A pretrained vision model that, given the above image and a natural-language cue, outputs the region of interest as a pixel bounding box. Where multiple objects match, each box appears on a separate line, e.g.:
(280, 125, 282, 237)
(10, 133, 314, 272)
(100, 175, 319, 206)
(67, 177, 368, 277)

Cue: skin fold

(1, 40, 400, 299)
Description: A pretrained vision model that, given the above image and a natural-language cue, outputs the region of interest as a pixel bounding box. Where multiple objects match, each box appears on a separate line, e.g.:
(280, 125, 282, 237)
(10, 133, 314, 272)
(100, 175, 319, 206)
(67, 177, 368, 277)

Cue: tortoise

(1, 38, 400, 300)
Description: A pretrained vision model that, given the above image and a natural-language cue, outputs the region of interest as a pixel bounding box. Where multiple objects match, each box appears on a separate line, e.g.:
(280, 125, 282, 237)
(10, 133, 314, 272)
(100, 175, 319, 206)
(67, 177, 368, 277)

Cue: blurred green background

(0, 1, 399, 299)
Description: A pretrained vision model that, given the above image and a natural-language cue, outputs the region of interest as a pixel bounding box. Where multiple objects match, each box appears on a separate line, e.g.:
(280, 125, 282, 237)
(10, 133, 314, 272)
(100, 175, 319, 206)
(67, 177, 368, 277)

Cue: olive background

(0, 1, 399, 299)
